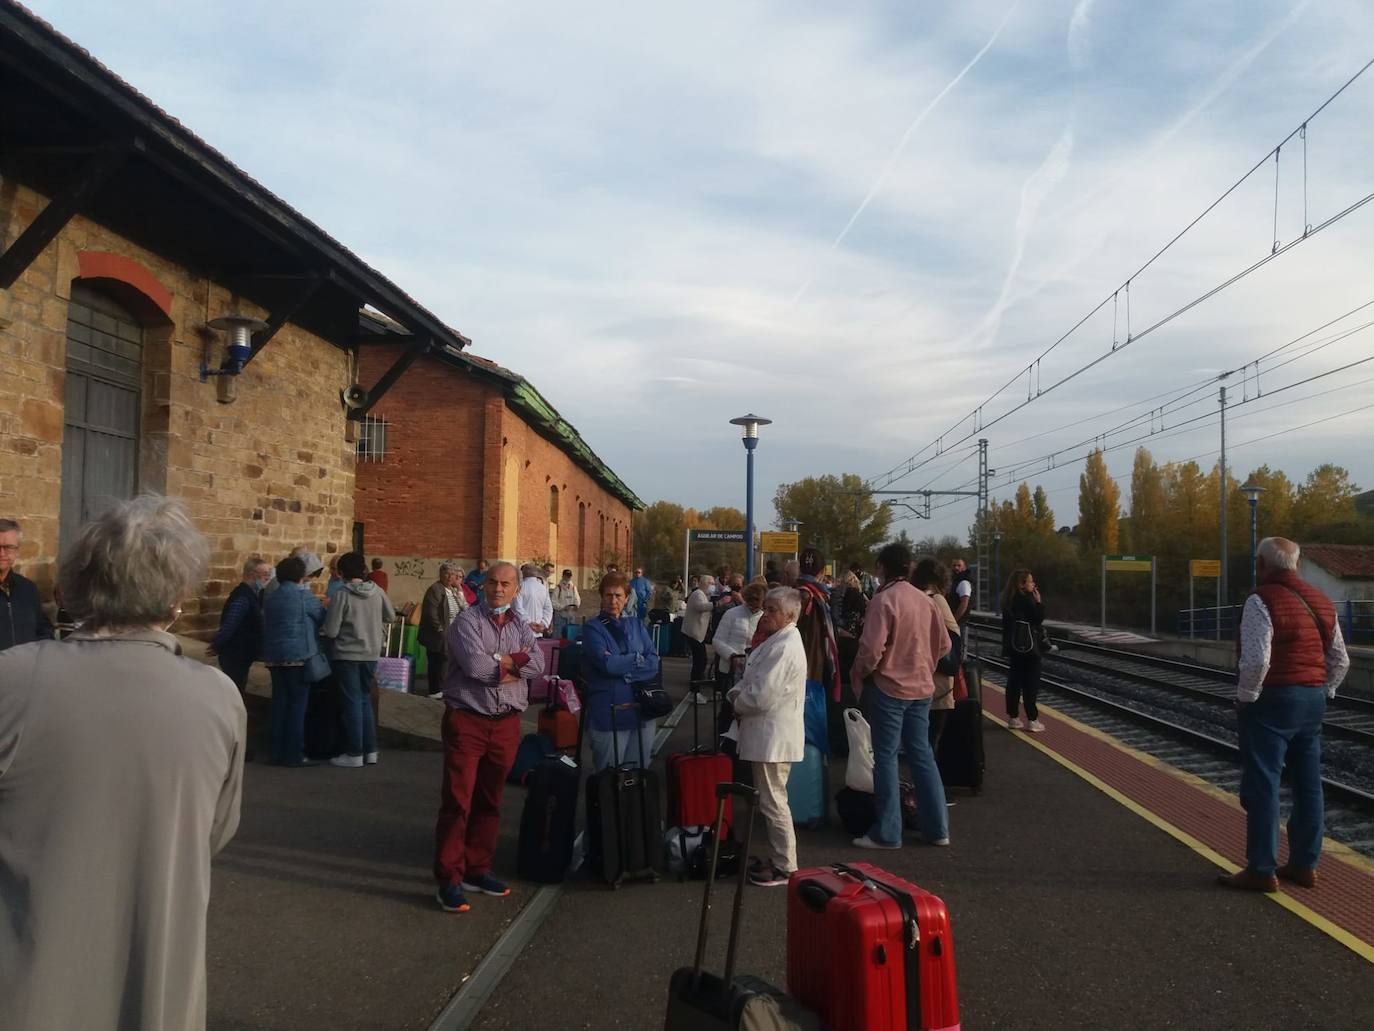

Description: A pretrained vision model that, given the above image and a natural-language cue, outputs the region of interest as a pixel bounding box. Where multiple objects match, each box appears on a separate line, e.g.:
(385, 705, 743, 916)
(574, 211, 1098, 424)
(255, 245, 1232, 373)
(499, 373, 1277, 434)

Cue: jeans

(434, 708, 521, 886)
(268, 665, 310, 764)
(589, 721, 656, 772)
(1238, 685, 1326, 875)
(865, 687, 947, 845)
(333, 659, 378, 757)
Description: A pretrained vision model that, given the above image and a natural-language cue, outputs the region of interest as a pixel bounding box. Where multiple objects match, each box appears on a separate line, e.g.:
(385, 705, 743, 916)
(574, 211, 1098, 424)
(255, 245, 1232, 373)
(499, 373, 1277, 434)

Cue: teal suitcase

(786, 743, 827, 829)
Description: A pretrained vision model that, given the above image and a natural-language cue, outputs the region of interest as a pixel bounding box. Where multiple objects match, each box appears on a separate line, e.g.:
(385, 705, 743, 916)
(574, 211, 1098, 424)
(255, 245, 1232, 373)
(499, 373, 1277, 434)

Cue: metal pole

(1219, 385, 1228, 610)
(1189, 575, 1195, 639)
(683, 527, 690, 589)
(1101, 554, 1106, 630)
(1150, 558, 1157, 637)
(743, 439, 758, 582)
(1215, 572, 1221, 642)
(1249, 498, 1259, 592)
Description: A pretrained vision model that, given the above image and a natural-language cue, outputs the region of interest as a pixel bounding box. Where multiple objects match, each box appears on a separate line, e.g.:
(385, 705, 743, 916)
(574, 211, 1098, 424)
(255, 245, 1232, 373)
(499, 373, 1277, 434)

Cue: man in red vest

(1218, 537, 1349, 892)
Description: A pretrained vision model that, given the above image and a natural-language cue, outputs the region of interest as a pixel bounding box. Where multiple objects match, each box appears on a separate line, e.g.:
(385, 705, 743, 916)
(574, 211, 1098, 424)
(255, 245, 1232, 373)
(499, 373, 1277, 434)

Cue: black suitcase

(517, 753, 581, 883)
(665, 783, 821, 1030)
(961, 656, 983, 704)
(936, 698, 985, 794)
(585, 702, 663, 888)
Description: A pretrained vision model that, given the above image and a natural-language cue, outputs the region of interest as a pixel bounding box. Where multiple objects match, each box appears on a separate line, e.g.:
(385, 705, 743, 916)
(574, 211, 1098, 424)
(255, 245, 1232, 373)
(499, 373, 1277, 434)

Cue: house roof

(0, 1, 470, 352)
(1302, 544, 1374, 580)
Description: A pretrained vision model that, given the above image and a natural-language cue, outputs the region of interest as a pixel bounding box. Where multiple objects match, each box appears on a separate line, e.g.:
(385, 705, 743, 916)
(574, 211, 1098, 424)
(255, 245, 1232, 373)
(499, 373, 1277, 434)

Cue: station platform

(193, 645, 1374, 1030)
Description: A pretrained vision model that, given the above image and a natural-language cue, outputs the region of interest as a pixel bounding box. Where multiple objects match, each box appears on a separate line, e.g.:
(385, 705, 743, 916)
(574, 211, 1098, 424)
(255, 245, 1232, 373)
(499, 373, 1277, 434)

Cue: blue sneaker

(461, 872, 511, 897)
(435, 884, 470, 913)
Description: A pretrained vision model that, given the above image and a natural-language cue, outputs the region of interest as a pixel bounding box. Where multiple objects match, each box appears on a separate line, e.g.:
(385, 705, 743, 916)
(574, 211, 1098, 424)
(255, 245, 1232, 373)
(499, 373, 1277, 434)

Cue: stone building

(354, 334, 642, 606)
(0, 5, 468, 632)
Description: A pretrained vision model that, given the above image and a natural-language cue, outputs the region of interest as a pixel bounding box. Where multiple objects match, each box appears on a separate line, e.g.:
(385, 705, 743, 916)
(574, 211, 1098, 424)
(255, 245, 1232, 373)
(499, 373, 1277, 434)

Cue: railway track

(973, 651, 1374, 857)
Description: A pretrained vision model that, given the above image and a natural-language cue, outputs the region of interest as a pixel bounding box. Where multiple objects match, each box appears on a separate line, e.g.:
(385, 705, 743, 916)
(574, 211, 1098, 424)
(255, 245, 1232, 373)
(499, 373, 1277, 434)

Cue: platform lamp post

(1240, 481, 1266, 592)
(730, 414, 772, 583)
(992, 529, 1003, 599)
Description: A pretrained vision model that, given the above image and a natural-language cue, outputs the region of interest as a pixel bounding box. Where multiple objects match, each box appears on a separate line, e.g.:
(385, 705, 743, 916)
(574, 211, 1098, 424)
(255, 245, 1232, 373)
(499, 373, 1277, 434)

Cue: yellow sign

(1189, 559, 1222, 578)
(1105, 554, 1153, 572)
(759, 531, 800, 553)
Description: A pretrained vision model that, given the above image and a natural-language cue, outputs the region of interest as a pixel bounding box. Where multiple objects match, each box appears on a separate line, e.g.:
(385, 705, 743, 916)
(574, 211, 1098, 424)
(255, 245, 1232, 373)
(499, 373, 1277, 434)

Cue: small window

(550, 485, 560, 524)
(357, 414, 388, 462)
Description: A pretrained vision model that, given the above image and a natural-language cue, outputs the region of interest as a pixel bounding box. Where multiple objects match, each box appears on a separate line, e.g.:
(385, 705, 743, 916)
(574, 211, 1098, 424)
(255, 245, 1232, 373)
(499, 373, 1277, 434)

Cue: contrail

(791, 0, 1022, 305)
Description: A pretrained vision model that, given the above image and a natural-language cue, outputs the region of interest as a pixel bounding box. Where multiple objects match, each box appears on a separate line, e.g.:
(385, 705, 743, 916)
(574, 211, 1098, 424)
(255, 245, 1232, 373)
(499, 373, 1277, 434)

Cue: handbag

(1011, 620, 1035, 654)
(304, 650, 332, 683)
(632, 673, 674, 719)
(936, 627, 962, 676)
(843, 707, 874, 793)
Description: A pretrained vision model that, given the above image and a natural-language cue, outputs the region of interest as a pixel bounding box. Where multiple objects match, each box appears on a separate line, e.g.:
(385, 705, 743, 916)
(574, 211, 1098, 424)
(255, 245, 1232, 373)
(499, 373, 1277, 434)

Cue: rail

(1177, 599, 1374, 645)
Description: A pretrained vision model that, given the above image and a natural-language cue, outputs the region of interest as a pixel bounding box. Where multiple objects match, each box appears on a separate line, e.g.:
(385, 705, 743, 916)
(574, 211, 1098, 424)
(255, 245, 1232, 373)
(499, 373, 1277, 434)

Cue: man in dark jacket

(0, 518, 53, 651)
(208, 556, 272, 695)
(419, 563, 467, 698)
(1219, 536, 1350, 893)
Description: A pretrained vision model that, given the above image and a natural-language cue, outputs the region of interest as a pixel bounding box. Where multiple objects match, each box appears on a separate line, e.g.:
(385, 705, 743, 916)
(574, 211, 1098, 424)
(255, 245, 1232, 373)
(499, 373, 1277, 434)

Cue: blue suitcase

(653, 622, 673, 657)
(786, 742, 828, 829)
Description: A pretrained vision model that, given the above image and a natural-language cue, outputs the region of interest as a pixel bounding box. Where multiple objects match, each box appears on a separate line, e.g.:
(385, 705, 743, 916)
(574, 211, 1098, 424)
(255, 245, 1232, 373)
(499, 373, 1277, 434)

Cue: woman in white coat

(682, 575, 715, 685)
(727, 586, 807, 887)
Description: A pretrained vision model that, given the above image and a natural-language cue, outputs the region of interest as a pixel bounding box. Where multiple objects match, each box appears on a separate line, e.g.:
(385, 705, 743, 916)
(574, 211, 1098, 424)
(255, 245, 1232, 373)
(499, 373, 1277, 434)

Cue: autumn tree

(773, 473, 892, 566)
(1077, 450, 1121, 555)
(632, 500, 686, 578)
(1032, 486, 1055, 536)
(1127, 448, 1166, 557)
(1291, 464, 1359, 537)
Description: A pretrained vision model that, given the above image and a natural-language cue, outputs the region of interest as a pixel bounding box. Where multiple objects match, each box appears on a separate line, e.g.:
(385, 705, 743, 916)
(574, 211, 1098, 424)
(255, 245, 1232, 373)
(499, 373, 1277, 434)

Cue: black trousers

(427, 650, 446, 696)
(1005, 652, 1042, 720)
(218, 653, 253, 695)
(687, 637, 708, 684)
(928, 707, 950, 753)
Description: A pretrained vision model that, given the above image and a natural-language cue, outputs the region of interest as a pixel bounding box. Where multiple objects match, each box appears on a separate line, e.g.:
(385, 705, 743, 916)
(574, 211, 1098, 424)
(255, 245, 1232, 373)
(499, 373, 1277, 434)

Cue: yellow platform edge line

(977, 680, 1374, 966)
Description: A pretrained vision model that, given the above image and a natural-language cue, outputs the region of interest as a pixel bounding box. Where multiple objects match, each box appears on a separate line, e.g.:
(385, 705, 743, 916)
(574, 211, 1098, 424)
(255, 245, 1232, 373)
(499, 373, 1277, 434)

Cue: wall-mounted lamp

(201, 314, 268, 401)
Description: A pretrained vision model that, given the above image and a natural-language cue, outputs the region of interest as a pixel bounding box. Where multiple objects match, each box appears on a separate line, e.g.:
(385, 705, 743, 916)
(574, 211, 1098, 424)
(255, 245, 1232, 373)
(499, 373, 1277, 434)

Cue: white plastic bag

(843, 707, 874, 793)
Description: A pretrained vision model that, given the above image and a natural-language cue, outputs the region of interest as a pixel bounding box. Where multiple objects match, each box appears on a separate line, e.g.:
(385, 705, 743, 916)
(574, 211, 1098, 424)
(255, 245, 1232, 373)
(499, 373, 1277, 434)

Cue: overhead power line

(867, 56, 1374, 491)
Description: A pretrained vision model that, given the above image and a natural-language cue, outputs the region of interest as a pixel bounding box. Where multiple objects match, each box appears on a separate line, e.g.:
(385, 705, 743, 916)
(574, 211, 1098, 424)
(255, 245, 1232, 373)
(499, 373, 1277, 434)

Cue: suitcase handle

(797, 881, 835, 914)
(690, 781, 758, 986)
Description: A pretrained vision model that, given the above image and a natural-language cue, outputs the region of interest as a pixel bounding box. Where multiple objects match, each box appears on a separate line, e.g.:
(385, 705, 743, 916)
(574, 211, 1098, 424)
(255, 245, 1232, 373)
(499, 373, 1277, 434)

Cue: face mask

(490, 603, 511, 615)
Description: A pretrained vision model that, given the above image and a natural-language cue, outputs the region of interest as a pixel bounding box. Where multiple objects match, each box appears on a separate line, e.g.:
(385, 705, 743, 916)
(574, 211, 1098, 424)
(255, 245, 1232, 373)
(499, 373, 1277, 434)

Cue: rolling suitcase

(530, 638, 564, 701)
(936, 699, 985, 795)
(376, 618, 412, 693)
(584, 703, 663, 888)
(538, 701, 580, 756)
(665, 783, 822, 1031)
(784, 742, 827, 829)
(508, 731, 555, 786)
(303, 674, 341, 760)
(667, 679, 733, 837)
(788, 862, 959, 1031)
(516, 703, 585, 884)
(653, 621, 674, 656)
(960, 657, 982, 704)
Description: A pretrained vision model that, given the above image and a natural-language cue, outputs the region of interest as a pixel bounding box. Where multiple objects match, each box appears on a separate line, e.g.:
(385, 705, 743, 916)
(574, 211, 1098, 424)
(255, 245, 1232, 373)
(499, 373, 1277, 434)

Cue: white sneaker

(329, 754, 363, 768)
(925, 837, 951, 847)
(364, 751, 380, 765)
(690, 692, 710, 705)
(1008, 717, 1025, 730)
(1027, 720, 1046, 733)
(852, 835, 901, 851)
(427, 692, 444, 700)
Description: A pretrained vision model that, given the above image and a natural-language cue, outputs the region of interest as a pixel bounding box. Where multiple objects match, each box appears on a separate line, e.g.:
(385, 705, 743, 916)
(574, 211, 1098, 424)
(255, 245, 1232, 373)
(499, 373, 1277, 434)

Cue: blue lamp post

(1240, 481, 1266, 591)
(730, 414, 771, 582)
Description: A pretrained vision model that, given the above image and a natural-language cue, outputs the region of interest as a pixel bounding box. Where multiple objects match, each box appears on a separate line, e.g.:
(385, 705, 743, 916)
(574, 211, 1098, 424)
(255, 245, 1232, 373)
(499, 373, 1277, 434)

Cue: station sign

(689, 529, 746, 543)
(759, 531, 800, 552)
(1104, 554, 1153, 572)
(1189, 559, 1222, 578)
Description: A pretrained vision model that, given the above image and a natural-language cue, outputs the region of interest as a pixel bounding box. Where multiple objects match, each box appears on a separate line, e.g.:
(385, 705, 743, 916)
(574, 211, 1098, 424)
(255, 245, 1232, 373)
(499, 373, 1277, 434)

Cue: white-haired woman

(0, 495, 245, 1031)
(683, 575, 715, 686)
(727, 586, 807, 887)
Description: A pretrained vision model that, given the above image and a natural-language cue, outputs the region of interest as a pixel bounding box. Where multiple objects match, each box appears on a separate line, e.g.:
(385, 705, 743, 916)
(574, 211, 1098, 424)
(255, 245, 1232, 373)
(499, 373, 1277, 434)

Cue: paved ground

(198, 642, 1374, 1030)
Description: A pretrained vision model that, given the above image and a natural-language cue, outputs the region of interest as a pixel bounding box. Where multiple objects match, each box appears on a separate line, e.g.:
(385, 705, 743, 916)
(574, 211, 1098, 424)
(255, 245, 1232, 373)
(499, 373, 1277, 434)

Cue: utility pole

(977, 438, 991, 616)
(1219, 385, 1228, 615)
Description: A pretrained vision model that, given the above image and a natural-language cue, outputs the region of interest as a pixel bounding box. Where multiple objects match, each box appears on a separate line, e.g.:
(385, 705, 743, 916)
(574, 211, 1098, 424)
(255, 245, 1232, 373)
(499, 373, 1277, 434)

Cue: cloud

(1067, 0, 1097, 70)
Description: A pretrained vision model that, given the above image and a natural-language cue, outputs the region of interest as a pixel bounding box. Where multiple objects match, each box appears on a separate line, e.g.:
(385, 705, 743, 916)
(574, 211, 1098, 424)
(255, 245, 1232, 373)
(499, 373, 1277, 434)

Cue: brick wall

(0, 179, 357, 634)
(356, 346, 636, 605)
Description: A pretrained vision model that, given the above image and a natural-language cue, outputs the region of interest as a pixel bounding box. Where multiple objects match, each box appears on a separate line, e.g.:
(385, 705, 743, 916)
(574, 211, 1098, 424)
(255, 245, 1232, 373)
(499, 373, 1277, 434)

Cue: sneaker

(329, 754, 363, 768)
(748, 866, 790, 888)
(690, 692, 711, 705)
(852, 835, 901, 851)
(1007, 717, 1025, 730)
(924, 837, 951, 847)
(461, 872, 511, 897)
(435, 884, 471, 912)
(427, 692, 444, 700)
(364, 751, 380, 765)
(1026, 720, 1046, 733)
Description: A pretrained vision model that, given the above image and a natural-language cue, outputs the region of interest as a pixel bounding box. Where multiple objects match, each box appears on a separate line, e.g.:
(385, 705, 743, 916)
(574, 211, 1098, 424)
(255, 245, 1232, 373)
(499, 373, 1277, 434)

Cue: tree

(773, 473, 893, 566)
(633, 500, 686, 579)
(1292, 464, 1359, 537)
(1032, 486, 1055, 537)
(887, 529, 916, 553)
(1127, 448, 1166, 557)
(1077, 450, 1120, 555)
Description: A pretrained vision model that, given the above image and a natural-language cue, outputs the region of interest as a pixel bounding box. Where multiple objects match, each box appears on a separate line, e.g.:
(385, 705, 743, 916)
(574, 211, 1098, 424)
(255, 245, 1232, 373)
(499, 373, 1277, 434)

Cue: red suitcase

(787, 862, 959, 1031)
(666, 679, 732, 836)
(538, 702, 579, 756)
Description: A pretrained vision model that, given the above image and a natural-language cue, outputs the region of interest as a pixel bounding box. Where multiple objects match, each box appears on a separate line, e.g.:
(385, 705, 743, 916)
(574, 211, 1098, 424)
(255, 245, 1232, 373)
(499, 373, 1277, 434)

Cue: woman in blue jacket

(582, 571, 660, 771)
(261, 555, 326, 765)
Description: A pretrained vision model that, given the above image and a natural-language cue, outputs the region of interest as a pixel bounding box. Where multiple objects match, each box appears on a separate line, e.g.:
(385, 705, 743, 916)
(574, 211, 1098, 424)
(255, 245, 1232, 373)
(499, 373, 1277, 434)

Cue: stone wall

(0, 178, 357, 634)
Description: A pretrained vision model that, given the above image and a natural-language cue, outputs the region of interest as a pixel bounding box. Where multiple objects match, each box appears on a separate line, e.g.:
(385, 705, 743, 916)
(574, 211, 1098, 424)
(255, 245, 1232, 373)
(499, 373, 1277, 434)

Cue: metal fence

(1177, 599, 1374, 645)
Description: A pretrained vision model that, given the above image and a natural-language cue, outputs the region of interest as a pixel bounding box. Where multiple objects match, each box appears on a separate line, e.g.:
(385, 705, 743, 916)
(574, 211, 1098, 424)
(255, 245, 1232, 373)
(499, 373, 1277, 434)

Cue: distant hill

(1356, 490, 1374, 517)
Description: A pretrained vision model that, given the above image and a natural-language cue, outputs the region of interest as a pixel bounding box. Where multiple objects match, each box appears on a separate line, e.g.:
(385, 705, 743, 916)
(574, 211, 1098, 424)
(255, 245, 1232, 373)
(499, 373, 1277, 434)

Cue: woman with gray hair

(726, 586, 807, 887)
(419, 562, 468, 698)
(0, 495, 245, 1031)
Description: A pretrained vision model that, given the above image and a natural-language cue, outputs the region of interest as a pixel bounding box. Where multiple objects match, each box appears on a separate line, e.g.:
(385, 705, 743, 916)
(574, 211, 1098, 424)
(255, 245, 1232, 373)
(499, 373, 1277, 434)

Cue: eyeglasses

(0, 544, 20, 553)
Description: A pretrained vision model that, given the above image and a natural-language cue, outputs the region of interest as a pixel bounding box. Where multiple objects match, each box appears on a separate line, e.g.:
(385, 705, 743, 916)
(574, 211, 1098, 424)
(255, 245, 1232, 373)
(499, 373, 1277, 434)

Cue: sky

(29, 0, 1374, 542)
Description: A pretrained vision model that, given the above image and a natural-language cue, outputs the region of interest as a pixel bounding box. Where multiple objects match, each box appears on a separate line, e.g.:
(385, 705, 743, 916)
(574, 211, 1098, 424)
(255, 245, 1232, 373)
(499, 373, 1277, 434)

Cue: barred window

(357, 414, 388, 462)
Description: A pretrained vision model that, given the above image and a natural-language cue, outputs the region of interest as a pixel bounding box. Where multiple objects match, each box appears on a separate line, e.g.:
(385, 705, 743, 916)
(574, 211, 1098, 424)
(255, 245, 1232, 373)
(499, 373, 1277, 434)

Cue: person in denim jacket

(582, 571, 660, 771)
(261, 556, 326, 766)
